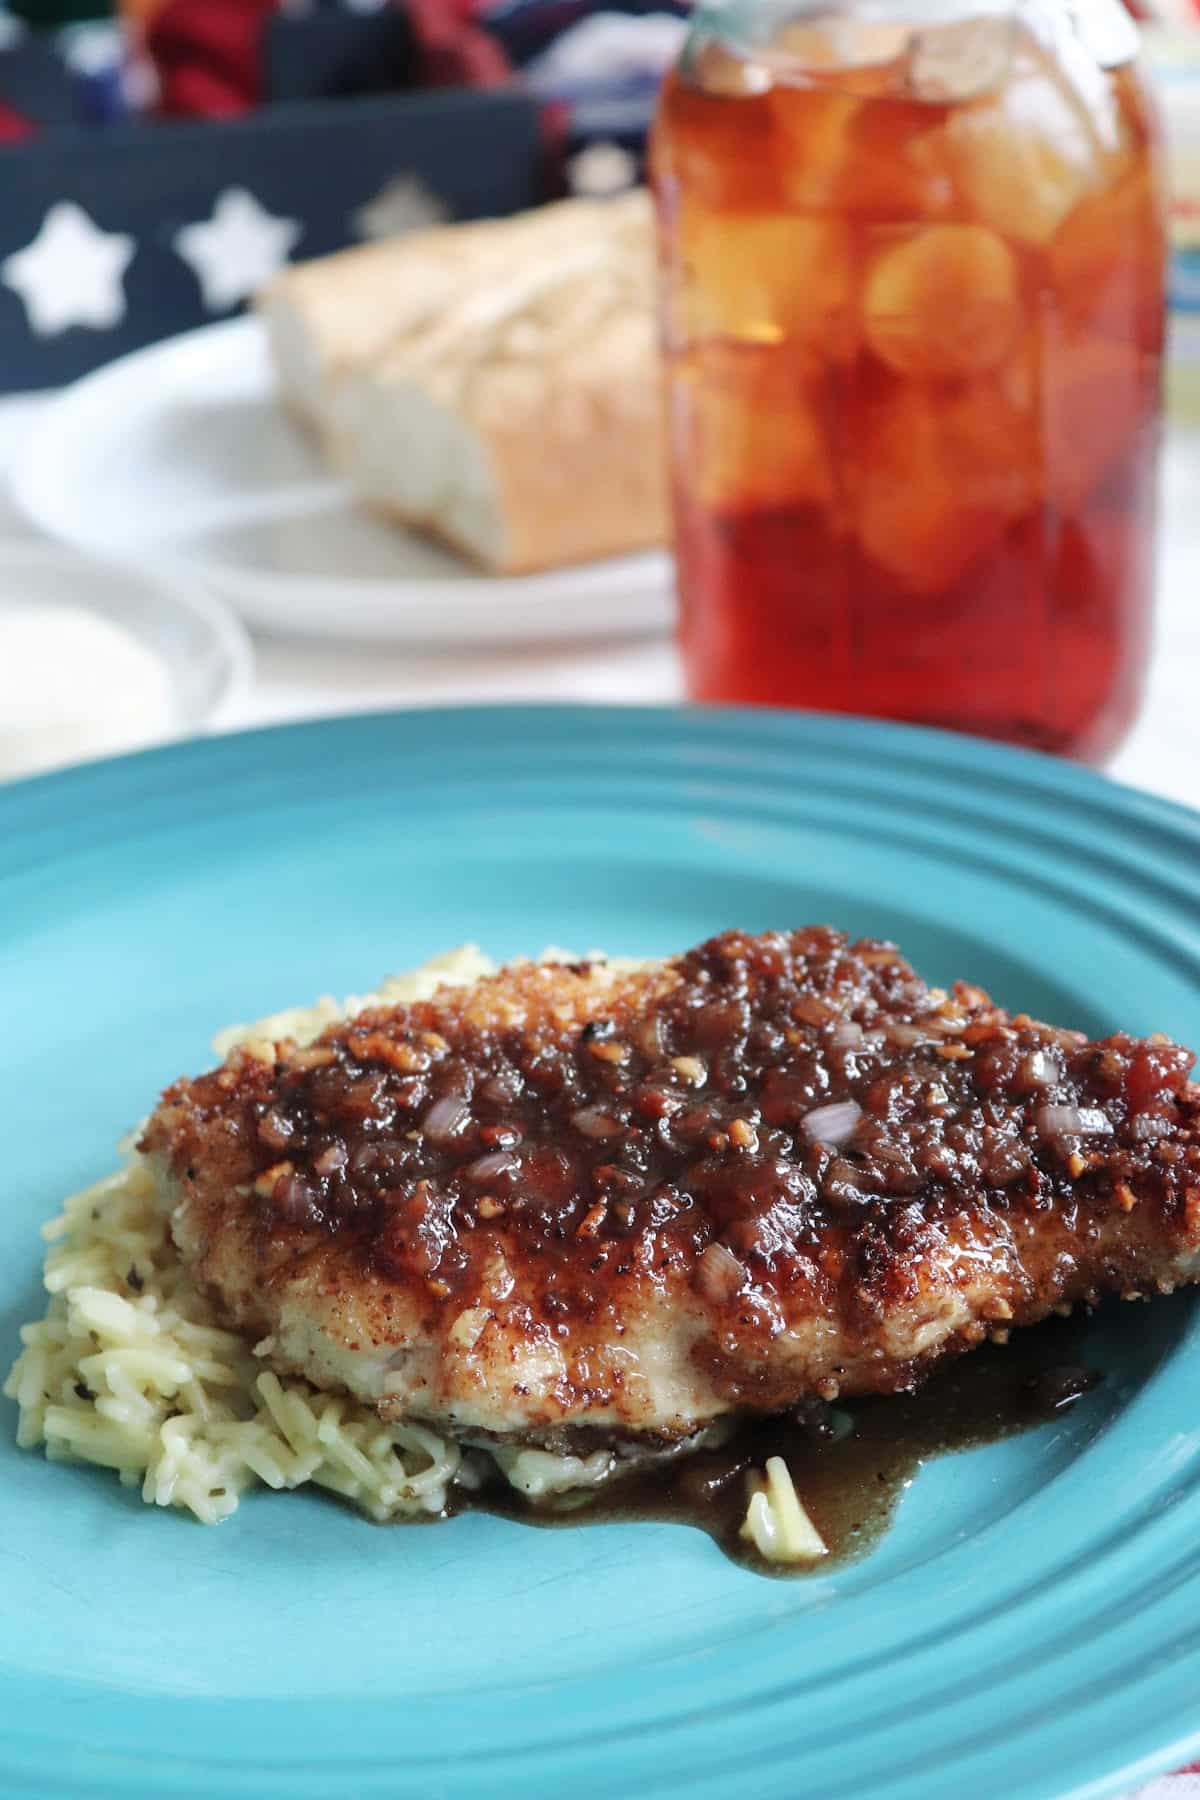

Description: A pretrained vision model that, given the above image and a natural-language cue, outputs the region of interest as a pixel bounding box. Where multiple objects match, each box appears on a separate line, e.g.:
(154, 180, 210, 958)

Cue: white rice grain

(2, 946, 661, 1531)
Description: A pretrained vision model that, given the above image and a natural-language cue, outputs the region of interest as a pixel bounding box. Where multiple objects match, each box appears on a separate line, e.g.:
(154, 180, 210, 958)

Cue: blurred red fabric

(148, 0, 273, 117)
(146, 0, 509, 118)
(405, 0, 510, 87)
(0, 104, 32, 140)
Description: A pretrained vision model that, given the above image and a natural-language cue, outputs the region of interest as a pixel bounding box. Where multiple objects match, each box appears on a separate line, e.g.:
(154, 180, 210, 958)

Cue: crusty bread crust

(255, 194, 667, 573)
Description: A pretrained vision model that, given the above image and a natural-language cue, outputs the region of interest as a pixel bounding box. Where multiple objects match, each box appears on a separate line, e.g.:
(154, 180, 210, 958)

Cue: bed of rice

(4, 950, 506, 1524)
(4, 946, 823, 1561)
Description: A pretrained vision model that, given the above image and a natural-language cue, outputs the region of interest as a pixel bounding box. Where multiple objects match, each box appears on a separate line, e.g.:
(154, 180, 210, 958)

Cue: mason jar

(651, 0, 1167, 760)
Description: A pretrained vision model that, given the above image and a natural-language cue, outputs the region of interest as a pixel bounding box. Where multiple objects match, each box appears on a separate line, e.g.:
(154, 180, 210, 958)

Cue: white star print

(59, 22, 121, 75)
(175, 189, 302, 313)
(352, 175, 448, 243)
(566, 141, 638, 200)
(1, 203, 134, 337)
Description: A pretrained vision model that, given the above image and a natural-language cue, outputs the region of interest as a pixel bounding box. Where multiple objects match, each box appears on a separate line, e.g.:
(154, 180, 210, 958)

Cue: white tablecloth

(1, 393, 1198, 810)
(206, 447, 1200, 811)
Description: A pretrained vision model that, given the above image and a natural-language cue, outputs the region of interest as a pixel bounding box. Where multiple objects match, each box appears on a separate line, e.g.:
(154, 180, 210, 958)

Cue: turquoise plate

(2, 704, 1199, 1800)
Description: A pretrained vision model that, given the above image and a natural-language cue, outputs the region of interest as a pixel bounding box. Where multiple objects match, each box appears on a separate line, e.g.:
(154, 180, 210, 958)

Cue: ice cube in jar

(938, 17, 1135, 243)
(670, 213, 856, 356)
(669, 342, 835, 514)
(862, 222, 1021, 377)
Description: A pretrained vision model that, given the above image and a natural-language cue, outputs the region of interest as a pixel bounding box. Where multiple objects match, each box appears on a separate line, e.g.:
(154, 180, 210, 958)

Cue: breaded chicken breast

(141, 929, 1200, 1449)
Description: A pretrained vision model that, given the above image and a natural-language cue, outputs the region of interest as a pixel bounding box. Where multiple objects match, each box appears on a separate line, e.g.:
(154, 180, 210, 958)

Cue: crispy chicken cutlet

(141, 929, 1200, 1452)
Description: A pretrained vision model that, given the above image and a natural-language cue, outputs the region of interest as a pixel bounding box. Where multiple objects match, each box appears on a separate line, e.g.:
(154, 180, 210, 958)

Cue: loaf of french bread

(256, 194, 667, 573)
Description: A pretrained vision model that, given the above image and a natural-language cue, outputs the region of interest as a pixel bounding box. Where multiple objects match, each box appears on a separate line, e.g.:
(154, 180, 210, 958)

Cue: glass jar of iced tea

(652, 0, 1167, 761)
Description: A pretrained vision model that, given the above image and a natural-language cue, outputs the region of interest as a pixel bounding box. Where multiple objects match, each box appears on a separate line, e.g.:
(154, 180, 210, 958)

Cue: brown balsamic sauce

(449, 1315, 1098, 1577)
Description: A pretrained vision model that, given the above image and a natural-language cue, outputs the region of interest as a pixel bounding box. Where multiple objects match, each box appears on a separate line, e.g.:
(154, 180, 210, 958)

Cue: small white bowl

(0, 543, 253, 781)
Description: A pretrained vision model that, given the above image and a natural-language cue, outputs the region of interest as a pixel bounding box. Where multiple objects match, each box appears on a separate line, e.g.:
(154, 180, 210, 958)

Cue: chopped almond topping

(349, 1032, 429, 1074)
(254, 1161, 293, 1198)
(1185, 1188, 1200, 1234)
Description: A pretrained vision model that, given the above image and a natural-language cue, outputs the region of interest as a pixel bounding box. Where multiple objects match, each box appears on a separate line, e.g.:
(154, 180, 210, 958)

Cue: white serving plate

(12, 317, 673, 647)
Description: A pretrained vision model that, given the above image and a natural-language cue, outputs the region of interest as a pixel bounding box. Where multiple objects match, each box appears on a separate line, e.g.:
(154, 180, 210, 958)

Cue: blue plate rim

(3, 702, 1199, 1800)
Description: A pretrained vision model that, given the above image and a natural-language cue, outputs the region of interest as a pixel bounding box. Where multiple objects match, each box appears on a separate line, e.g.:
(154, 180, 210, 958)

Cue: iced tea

(652, 5, 1166, 760)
